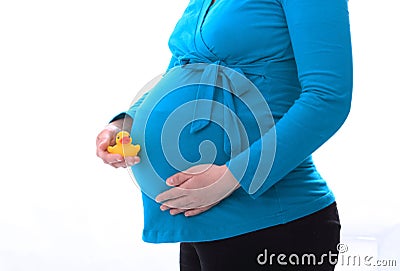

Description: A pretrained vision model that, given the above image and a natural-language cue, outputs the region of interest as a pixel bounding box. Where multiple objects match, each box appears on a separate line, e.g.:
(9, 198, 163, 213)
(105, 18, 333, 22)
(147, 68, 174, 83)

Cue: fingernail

(167, 178, 174, 185)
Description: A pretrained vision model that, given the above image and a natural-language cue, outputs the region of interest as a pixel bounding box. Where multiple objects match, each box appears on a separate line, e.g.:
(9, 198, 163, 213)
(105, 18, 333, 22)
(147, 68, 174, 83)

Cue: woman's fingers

(184, 202, 219, 217)
(166, 172, 192, 186)
(106, 155, 140, 168)
(155, 187, 190, 205)
(162, 202, 219, 217)
(169, 208, 186, 216)
(125, 156, 140, 166)
(165, 164, 213, 186)
(156, 164, 240, 216)
(157, 190, 211, 210)
(96, 128, 140, 168)
(96, 129, 114, 158)
(103, 153, 123, 164)
(184, 207, 210, 217)
(160, 205, 206, 216)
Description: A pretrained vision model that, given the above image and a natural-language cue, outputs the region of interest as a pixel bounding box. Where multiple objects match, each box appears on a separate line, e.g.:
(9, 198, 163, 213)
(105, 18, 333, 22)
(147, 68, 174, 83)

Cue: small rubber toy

(107, 131, 141, 157)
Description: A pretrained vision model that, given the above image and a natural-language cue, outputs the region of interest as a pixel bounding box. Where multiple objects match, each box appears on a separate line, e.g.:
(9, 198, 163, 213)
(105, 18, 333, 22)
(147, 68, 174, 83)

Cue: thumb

(166, 172, 191, 186)
(98, 136, 111, 150)
(97, 132, 113, 151)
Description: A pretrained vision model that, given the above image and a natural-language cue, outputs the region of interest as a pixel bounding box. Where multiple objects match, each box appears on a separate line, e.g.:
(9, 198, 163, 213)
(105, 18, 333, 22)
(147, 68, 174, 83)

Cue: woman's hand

(155, 164, 241, 217)
(96, 118, 140, 168)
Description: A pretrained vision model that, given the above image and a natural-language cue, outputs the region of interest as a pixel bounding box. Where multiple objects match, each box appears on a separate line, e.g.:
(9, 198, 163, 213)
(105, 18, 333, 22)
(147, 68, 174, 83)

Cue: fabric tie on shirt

(175, 56, 282, 156)
(177, 57, 247, 156)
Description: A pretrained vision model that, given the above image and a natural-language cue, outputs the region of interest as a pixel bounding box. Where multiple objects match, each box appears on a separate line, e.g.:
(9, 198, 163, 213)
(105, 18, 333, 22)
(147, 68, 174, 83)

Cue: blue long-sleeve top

(117, 0, 352, 243)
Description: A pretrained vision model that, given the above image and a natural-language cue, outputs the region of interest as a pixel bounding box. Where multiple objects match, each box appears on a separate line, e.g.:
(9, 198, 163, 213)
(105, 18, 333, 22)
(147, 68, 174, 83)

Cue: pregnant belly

(130, 70, 230, 199)
(129, 66, 271, 199)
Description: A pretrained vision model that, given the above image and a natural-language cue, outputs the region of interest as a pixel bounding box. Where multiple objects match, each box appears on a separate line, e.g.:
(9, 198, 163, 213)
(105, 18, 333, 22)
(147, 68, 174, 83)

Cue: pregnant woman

(96, 0, 353, 270)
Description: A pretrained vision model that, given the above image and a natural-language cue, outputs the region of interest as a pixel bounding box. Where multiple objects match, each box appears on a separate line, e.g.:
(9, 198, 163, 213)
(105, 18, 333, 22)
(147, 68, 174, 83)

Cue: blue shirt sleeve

(226, 0, 353, 199)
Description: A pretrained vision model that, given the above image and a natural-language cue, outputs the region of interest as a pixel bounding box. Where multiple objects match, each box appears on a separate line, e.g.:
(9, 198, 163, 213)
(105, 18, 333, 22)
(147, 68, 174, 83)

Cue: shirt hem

(141, 191, 336, 243)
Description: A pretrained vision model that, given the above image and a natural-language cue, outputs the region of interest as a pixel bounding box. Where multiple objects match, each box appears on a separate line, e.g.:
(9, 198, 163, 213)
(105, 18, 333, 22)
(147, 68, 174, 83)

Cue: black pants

(180, 202, 340, 271)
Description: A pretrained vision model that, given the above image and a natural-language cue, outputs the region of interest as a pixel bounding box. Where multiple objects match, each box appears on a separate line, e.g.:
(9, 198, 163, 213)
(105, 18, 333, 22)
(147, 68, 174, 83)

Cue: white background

(0, 0, 399, 270)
